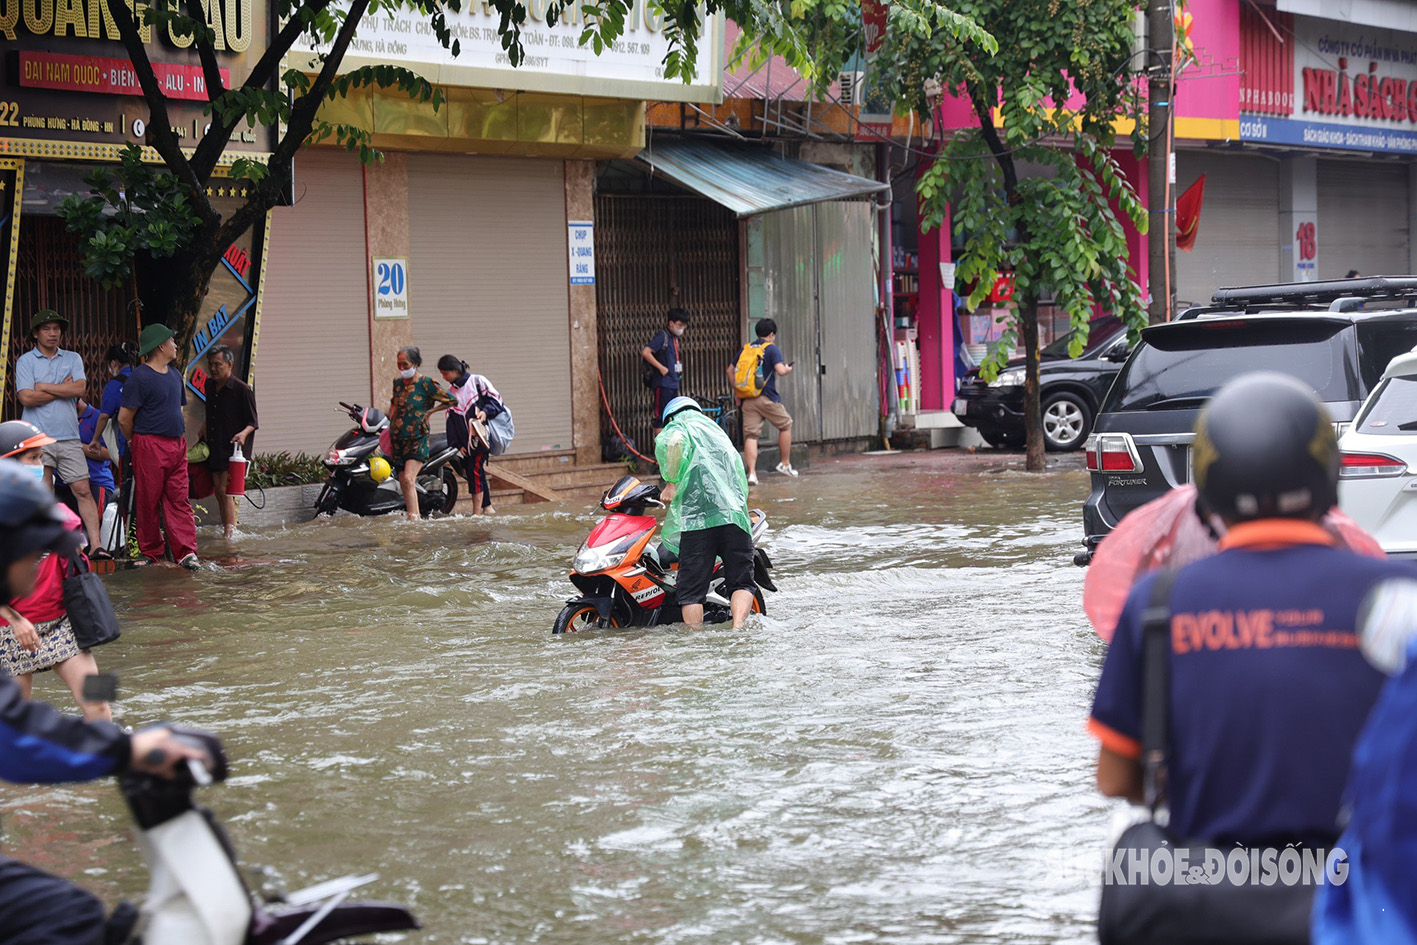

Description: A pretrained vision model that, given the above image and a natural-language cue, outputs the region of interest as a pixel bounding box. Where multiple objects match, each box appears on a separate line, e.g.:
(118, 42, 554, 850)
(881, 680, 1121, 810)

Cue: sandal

(90, 549, 114, 561)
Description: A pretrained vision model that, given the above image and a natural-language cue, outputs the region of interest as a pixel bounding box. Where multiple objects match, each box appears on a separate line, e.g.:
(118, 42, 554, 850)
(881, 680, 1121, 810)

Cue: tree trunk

(1020, 296, 1044, 471)
(136, 249, 217, 369)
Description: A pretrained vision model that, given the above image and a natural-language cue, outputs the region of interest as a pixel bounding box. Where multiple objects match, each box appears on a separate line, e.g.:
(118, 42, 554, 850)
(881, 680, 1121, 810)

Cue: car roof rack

(1211, 276, 1417, 307)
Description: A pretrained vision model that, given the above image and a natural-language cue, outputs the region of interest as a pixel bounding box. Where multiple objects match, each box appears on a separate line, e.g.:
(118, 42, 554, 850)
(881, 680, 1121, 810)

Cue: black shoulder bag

(1098, 571, 1316, 945)
(62, 551, 122, 650)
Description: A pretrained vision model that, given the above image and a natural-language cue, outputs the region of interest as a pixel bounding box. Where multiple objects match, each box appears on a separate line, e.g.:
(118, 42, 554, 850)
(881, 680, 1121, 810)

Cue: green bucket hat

(29, 309, 69, 334)
(138, 323, 176, 358)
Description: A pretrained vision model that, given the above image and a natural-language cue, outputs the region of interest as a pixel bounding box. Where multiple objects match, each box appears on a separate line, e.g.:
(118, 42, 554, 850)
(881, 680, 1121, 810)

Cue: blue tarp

(637, 138, 890, 218)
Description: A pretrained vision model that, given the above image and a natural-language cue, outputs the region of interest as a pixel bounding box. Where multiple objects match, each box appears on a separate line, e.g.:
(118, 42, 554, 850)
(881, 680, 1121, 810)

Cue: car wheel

(1042, 392, 1091, 452)
(981, 430, 1024, 449)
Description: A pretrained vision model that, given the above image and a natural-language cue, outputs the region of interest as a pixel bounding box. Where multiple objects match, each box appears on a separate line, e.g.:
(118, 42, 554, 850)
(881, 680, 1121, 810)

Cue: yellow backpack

(732, 341, 769, 399)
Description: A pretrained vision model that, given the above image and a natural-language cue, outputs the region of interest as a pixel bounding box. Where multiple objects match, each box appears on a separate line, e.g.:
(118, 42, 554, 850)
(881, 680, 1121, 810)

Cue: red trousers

(130, 433, 198, 562)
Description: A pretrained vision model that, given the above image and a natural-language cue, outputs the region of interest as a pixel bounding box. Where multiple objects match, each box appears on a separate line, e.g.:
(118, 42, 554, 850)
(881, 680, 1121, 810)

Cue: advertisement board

(289, 0, 723, 103)
(0, 0, 272, 160)
(1241, 13, 1417, 154)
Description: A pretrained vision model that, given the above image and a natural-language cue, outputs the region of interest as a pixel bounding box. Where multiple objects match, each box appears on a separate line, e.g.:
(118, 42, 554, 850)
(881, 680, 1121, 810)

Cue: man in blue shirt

(12, 310, 101, 551)
(1091, 374, 1412, 885)
(740, 318, 796, 485)
(642, 307, 689, 444)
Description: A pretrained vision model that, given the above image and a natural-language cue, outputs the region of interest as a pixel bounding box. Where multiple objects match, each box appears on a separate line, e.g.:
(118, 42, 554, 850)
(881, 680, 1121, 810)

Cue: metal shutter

(256, 150, 371, 455)
(1318, 160, 1409, 279)
(817, 201, 879, 441)
(406, 154, 572, 454)
(1174, 152, 1280, 307)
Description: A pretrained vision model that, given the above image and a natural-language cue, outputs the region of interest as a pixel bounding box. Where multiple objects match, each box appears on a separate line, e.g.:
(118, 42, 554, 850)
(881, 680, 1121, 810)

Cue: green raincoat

(654, 408, 751, 554)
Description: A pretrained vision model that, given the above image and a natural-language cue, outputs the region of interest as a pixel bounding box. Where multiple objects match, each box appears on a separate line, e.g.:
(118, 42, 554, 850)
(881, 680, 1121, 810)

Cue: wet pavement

(2, 450, 1113, 944)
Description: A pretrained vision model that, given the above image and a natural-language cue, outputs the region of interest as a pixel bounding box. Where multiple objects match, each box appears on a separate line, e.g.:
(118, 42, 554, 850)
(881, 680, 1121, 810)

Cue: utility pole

(1147, 0, 1175, 325)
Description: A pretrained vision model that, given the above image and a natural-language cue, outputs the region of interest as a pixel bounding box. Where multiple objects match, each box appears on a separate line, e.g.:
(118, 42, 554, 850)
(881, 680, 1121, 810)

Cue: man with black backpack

(642, 307, 690, 444)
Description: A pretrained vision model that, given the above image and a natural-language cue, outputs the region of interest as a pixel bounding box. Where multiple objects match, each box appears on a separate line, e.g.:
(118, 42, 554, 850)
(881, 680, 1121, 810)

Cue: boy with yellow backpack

(731, 319, 795, 486)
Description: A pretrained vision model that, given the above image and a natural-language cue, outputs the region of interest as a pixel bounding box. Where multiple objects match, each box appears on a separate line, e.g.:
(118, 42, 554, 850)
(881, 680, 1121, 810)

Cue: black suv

(953, 315, 1129, 451)
(1079, 278, 1417, 563)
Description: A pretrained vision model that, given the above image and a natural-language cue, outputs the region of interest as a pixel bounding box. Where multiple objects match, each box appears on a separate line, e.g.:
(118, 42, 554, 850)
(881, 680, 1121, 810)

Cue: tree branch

(184, 0, 227, 102)
(106, 0, 217, 226)
(190, 0, 338, 181)
(971, 92, 1017, 194)
(214, 0, 371, 252)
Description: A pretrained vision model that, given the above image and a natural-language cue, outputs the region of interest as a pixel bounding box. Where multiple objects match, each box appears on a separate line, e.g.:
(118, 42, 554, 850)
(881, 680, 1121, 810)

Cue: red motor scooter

(553, 475, 775, 633)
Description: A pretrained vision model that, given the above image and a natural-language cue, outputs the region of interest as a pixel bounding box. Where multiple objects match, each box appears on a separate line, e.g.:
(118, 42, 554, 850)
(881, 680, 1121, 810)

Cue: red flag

(1176, 174, 1206, 252)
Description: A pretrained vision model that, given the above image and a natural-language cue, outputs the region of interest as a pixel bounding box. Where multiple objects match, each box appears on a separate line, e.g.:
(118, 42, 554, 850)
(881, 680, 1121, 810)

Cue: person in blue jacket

(1313, 579, 1417, 944)
(0, 459, 206, 944)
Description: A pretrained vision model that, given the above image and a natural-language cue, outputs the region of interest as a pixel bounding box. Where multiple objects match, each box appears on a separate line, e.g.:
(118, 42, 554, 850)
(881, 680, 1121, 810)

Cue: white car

(1338, 349, 1417, 558)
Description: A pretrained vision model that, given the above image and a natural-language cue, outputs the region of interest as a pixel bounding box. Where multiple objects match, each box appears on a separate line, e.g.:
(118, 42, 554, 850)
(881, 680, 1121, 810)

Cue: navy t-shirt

(1090, 525, 1415, 846)
(98, 367, 131, 456)
(760, 343, 784, 403)
(648, 329, 682, 390)
(120, 363, 187, 438)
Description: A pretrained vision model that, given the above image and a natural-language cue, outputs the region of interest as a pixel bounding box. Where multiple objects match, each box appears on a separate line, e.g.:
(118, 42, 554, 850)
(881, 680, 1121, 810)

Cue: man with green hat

(118, 323, 199, 569)
(13, 309, 103, 552)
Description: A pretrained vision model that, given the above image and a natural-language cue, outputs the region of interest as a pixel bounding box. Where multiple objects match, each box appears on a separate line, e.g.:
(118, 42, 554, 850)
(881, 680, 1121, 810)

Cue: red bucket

(227, 443, 248, 497)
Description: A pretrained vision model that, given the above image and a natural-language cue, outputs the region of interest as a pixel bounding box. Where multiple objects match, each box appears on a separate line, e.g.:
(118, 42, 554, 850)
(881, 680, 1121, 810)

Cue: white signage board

(568, 221, 595, 285)
(291, 2, 723, 103)
(372, 257, 410, 319)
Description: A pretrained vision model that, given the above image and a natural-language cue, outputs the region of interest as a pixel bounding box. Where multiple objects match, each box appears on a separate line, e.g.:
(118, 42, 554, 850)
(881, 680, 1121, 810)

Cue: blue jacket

(0, 675, 129, 783)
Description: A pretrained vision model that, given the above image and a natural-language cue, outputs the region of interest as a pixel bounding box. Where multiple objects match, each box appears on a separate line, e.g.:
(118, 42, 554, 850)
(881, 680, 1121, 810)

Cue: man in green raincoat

(655, 396, 756, 629)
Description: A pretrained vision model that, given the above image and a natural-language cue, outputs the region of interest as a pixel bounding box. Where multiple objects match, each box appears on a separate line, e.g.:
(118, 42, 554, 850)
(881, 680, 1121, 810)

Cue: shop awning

(637, 138, 890, 218)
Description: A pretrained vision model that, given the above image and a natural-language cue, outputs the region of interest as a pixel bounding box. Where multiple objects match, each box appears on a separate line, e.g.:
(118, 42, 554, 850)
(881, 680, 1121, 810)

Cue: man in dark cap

(12, 310, 102, 552)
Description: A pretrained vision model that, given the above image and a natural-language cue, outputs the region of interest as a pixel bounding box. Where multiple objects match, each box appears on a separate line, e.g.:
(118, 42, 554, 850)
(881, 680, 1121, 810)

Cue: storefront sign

(372, 257, 410, 318)
(567, 221, 594, 286)
(1242, 14, 1417, 154)
(1293, 215, 1318, 283)
(290, 1, 722, 103)
(0, 0, 270, 159)
(19, 51, 231, 102)
(185, 231, 264, 401)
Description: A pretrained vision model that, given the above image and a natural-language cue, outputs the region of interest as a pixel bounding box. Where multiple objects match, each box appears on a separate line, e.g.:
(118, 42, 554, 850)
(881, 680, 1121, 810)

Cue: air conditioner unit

(838, 71, 865, 106)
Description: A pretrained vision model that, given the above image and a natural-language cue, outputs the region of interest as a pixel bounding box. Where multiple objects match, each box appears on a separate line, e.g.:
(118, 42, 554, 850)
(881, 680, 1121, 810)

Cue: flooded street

(2, 452, 1114, 944)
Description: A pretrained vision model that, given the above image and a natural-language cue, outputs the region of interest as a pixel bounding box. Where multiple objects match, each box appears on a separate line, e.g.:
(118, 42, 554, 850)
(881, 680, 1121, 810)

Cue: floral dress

(390, 375, 454, 465)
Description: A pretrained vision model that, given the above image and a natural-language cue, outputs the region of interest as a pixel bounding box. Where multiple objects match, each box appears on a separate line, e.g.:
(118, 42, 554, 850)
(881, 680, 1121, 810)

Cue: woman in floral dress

(389, 346, 455, 521)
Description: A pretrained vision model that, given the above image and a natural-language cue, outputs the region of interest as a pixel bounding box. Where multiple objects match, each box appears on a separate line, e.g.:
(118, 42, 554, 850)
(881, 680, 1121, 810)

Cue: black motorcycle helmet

(0, 419, 55, 458)
(1192, 372, 1339, 523)
(0, 459, 81, 600)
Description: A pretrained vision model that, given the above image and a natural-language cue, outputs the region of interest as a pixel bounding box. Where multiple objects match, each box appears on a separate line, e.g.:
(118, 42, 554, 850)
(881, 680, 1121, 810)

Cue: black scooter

(314, 402, 460, 518)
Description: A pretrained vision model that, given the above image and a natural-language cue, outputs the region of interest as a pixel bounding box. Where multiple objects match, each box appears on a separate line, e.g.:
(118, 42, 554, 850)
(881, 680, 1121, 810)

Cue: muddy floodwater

(3, 452, 1117, 944)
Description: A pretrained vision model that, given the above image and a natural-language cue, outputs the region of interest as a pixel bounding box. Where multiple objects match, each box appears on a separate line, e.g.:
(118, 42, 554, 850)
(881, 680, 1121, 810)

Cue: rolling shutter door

(1318, 160, 1409, 279)
(406, 154, 572, 454)
(1174, 152, 1280, 307)
(256, 150, 370, 454)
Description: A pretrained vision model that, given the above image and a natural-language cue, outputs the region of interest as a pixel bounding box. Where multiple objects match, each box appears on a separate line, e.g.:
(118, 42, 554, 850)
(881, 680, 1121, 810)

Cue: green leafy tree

(57, 0, 996, 362)
(887, 0, 1148, 470)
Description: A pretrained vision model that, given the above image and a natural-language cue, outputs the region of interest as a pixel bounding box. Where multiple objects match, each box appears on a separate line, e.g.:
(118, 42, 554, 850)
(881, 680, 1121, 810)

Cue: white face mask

(670, 325, 685, 337)
(399, 367, 417, 380)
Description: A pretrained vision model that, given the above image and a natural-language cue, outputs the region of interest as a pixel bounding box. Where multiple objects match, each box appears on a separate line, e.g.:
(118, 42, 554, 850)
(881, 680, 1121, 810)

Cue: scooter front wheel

(553, 602, 621, 634)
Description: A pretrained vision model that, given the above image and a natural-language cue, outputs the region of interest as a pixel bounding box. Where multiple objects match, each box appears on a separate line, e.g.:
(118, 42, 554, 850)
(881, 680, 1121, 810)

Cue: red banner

(862, 0, 888, 58)
(18, 51, 228, 102)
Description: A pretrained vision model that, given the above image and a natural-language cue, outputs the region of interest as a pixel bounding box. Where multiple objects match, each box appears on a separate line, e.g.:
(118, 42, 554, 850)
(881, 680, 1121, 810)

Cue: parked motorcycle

(108, 726, 418, 945)
(314, 402, 459, 518)
(553, 475, 776, 633)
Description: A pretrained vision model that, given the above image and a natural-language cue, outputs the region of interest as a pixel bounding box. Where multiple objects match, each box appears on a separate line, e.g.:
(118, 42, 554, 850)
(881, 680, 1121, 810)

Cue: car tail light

(1339, 452, 1408, 478)
(1085, 433, 1142, 474)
